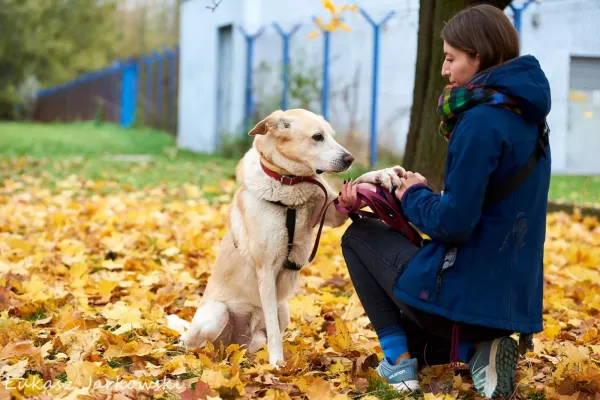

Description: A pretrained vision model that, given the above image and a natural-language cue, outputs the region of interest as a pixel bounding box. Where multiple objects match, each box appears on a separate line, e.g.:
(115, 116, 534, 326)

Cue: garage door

(567, 56, 600, 174)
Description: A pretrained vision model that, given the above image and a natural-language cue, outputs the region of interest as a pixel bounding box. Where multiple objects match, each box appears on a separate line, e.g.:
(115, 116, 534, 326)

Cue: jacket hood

(471, 55, 551, 123)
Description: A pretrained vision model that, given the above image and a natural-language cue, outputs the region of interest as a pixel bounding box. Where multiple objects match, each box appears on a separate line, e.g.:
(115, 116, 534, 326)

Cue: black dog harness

(260, 161, 333, 271)
(266, 200, 303, 271)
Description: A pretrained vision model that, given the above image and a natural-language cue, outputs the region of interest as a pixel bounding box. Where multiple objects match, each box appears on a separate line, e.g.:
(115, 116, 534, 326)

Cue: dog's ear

(248, 110, 291, 136)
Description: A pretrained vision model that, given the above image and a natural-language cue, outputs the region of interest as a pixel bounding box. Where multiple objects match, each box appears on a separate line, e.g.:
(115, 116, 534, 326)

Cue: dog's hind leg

(180, 301, 230, 349)
(277, 302, 290, 334)
(247, 329, 267, 353)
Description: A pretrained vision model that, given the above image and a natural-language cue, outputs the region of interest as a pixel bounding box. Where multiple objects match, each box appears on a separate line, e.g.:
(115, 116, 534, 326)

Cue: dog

(167, 109, 355, 366)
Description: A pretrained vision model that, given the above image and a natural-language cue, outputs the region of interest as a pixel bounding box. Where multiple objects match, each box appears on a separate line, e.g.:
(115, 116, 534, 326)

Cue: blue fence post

(312, 17, 331, 120)
(154, 50, 165, 128)
(237, 26, 264, 130)
(142, 54, 155, 124)
(165, 45, 178, 132)
(359, 8, 395, 168)
(509, 0, 535, 41)
(120, 60, 138, 128)
(272, 22, 301, 111)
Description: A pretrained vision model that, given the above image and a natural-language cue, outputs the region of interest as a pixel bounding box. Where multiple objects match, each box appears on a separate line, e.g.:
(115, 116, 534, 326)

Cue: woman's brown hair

(441, 4, 520, 72)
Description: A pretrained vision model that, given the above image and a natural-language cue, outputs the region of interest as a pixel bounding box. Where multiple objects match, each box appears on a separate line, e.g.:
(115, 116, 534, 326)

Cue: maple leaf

(327, 317, 352, 353)
(180, 380, 216, 400)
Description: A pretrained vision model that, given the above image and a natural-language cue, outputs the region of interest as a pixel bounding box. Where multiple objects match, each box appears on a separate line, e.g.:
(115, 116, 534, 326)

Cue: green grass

(0, 121, 175, 156)
(0, 122, 238, 193)
(548, 175, 600, 206)
(0, 122, 598, 206)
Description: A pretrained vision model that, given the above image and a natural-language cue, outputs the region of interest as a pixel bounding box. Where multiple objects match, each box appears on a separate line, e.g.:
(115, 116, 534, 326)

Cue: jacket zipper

(434, 246, 457, 301)
(434, 257, 445, 301)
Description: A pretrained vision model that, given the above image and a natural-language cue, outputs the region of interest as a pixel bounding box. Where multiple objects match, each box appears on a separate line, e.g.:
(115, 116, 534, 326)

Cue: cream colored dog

(167, 109, 356, 366)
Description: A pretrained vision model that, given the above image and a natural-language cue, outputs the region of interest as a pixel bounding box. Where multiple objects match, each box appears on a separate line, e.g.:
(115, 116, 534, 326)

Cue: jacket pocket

(434, 246, 458, 301)
(395, 238, 430, 276)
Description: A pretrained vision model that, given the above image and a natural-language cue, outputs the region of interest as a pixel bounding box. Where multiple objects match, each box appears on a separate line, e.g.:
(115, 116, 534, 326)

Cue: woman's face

(442, 41, 481, 86)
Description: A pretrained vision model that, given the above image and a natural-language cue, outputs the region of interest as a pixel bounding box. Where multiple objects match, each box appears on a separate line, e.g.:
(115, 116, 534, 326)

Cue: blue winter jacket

(393, 55, 551, 334)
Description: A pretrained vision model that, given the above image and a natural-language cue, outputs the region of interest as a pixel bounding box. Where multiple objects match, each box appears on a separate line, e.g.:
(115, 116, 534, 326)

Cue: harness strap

(483, 119, 550, 207)
(269, 196, 337, 271)
(283, 207, 302, 271)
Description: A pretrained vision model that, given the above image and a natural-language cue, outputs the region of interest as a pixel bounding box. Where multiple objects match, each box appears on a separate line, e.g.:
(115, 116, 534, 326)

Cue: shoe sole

(391, 379, 420, 392)
(487, 337, 519, 398)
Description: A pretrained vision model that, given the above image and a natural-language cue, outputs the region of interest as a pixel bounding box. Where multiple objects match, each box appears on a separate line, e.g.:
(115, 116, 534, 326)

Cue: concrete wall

(178, 0, 600, 173)
(178, 0, 247, 152)
(519, 0, 600, 173)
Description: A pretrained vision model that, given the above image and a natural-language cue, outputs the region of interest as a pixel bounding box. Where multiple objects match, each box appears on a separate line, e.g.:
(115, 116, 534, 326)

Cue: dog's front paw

(268, 352, 285, 368)
(180, 331, 205, 350)
(354, 166, 405, 192)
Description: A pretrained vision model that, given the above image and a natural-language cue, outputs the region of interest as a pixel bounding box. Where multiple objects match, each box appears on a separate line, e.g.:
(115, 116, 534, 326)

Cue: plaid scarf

(437, 84, 522, 141)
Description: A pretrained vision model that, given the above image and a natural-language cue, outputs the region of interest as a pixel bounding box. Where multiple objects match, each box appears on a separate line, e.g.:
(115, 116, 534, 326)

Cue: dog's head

(249, 109, 354, 176)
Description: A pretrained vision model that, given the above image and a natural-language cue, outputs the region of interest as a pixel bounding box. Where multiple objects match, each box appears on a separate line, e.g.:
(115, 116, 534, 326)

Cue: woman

(338, 4, 551, 398)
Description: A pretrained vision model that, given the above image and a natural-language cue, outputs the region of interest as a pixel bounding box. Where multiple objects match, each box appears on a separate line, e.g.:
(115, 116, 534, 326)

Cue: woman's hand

(337, 180, 378, 210)
(354, 165, 406, 192)
(395, 171, 428, 201)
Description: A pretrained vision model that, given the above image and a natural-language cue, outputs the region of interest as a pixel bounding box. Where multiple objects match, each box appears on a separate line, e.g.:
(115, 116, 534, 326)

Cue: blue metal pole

(167, 46, 178, 131)
(273, 23, 301, 110)
(282, 36, 290, 110)
(359, 8, 396, 168)
(237, 26, 264, 129)
(322, 31, 330, 120)
(513, 7, 522, 35)
(120, 60, 138, 128)
(143, 55, 153, 124)
(371, 24, 380, 169)
(154, 51, 164, 128)
(509, 0, 535, 40)
(312, 16, 331, 120)
(245, 36, 253, 126)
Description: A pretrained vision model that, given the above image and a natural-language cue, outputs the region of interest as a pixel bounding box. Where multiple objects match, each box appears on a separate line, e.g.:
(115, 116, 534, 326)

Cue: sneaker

(376, 357, 420, 392)
(469, 336, 519, 398)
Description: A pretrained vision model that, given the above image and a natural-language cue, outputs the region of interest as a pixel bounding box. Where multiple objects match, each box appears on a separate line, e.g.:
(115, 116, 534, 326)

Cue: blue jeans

(341, 217, 512, 367)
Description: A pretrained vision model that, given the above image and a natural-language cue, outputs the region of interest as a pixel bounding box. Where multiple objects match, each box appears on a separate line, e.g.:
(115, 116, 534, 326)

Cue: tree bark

(403, 0, 513, 191)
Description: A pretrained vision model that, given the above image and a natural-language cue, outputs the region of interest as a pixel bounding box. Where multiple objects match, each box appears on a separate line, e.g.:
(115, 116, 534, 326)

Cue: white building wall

(517, 0, 600, 173)
(178, 0, 600, 173)
(178, 0, 247, 152)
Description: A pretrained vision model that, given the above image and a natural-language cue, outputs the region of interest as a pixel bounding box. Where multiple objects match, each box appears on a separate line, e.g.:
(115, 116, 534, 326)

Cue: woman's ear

(473, 53, 481, 71)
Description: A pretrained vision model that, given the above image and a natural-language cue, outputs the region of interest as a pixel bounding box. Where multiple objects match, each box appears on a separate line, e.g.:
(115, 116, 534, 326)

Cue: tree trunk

(403, 0, 513, 191)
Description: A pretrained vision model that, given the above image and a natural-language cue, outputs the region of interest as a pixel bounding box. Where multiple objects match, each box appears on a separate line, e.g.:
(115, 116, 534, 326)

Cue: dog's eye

(312, 133, 324, 142)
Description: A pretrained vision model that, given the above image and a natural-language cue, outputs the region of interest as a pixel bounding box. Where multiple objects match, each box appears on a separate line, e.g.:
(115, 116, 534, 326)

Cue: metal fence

(33, 46, 180, 135)
(31, 0, 533, 165)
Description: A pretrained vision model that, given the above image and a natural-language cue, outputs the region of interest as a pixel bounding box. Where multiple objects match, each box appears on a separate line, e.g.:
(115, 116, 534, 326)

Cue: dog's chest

(266, 204, 314, 263)
(240, 192, 317, 267)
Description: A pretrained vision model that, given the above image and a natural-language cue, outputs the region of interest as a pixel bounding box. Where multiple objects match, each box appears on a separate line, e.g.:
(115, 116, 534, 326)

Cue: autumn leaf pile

(1, 174, 599, 400)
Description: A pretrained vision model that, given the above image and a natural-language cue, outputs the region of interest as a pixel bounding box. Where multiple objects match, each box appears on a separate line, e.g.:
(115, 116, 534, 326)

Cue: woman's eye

(312, 133, 324, 142)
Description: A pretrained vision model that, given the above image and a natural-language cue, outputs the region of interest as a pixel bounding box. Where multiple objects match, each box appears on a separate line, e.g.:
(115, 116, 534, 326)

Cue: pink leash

(334, 186, 423, 247)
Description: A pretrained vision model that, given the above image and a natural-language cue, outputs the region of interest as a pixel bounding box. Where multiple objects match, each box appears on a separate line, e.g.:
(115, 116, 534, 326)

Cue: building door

(567, 56, 600, 174)
(216, 24, 234, 147)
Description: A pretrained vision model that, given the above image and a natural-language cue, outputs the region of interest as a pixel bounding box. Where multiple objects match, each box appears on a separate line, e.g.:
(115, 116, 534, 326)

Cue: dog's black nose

(343, 153, 355, 165)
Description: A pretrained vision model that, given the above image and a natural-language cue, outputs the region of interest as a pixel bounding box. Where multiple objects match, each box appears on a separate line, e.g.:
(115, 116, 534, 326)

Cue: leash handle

(299, 178, 423, 265)
(334, 186, 423, 247)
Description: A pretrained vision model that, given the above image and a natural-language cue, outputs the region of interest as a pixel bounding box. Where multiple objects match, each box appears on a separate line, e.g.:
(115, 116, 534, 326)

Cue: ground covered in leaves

(1, 171, 599, 400)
